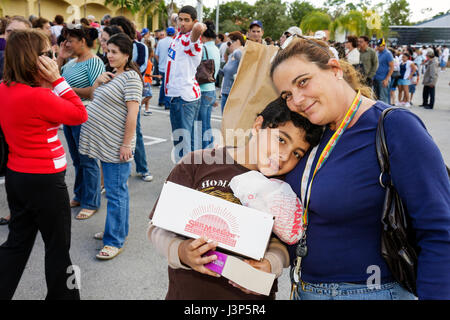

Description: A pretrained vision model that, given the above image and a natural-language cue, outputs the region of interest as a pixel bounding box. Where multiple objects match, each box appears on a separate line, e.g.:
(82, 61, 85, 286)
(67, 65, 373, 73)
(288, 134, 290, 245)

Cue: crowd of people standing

(0, 7, 449, 301)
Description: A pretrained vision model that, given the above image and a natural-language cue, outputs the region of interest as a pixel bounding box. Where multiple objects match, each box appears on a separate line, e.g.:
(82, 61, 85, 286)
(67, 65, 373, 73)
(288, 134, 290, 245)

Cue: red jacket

(0, 77, 87, 174)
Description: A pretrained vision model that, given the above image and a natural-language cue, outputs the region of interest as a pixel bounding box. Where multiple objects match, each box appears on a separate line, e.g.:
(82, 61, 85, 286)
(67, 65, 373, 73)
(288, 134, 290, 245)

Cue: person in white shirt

(440, 45, 449, 71)
(50, 15, 64, 40)
(314, 30, 339, 60)
(165, 5, 207, 162)
(396, 52, 416, 107)
(344, 35, 360, 66)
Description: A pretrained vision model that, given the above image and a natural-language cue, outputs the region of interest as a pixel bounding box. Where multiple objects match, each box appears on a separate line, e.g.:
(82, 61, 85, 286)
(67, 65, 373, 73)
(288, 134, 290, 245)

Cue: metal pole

(197, 0, 203, 23)
(38, 0, 41, 17)
(216, 0, 219, 34)
(84, 0, 86, 18)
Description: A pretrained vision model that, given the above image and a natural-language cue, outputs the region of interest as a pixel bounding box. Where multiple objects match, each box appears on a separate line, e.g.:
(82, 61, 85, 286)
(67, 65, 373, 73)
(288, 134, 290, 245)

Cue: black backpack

(0, 125, 8, 177)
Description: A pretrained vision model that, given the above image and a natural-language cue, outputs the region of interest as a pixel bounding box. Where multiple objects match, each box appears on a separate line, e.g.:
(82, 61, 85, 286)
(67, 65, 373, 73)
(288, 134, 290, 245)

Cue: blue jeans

(63, 124, 101, 210)
(293, 280, 416, 300)
(373, 79, 391, 104)
(221, 93, 229, 113)
(169, 97, 201, 162)
(134, 111, 150, 175)
(197, 90, 216, 149)
(158, 72, 169, 108)
(101, 161, 131, 249)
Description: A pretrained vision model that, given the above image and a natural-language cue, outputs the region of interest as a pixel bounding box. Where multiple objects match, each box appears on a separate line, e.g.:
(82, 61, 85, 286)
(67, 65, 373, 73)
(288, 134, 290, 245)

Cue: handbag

(0, 125, 8, 177)
(195, 45, 215, 85)
(376, 107, 419, 295)
(377, 108, 450, 296)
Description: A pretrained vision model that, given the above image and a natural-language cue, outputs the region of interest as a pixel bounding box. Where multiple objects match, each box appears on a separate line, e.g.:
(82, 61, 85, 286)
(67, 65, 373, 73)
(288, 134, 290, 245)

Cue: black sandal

(0, 217, 9, 225)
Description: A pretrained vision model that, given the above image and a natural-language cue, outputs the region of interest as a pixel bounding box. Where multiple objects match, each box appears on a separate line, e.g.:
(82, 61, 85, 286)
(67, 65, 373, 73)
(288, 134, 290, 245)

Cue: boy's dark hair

(258, 97, 323, 148)
(218, 33, 224, 41)
(179, 5, 197, 20)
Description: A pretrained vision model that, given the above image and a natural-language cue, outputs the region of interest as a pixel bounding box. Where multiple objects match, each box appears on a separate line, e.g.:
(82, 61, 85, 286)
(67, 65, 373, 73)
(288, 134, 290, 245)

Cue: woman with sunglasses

(57, 25, 105, 220)
(0, 29, 86, 299)
(220, 31, 245, 113)
(78, 33, 143, 260)
(270, 37, 450, 300)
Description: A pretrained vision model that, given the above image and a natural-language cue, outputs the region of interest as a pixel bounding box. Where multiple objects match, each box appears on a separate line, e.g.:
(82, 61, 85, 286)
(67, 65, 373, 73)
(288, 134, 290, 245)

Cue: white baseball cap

(314, 30, 326, 40)
(286, 26, 302, 36)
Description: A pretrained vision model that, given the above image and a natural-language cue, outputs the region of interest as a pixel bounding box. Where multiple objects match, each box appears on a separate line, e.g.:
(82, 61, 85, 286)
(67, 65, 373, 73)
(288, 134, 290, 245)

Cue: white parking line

(142, 135, 167, 146)
(148, 106, 223, 122)
(0, 177, 4, 185)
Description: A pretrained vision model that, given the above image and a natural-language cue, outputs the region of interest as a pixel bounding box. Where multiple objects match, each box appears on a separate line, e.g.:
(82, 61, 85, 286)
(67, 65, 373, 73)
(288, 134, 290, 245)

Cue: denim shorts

(293, 280, 417, 300)
(143, 83, 152, 97)
(398, 78, 410, 86)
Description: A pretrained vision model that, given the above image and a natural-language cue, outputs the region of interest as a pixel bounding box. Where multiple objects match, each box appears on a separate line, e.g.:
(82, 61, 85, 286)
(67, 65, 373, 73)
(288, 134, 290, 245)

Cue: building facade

(0, 0, 159, 31)
(389, 13, 450, 46)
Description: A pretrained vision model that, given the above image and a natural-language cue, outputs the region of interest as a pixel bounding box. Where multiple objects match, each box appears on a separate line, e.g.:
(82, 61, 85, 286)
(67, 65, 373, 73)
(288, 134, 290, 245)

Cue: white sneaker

(395, 102, 404, 107)
(138, 172, 153, 182)
(404, 102, 411, 108)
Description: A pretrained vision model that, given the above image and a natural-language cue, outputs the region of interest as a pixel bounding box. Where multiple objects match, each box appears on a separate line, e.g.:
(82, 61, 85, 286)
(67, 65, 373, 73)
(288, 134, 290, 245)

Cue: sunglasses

(41, 50, 54, 59)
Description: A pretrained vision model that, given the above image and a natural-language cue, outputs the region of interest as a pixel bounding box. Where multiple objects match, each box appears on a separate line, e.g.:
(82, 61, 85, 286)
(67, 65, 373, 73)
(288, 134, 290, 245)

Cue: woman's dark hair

(218, 33, 224, 42)
(346, 35, 357, 48)
(179, 5, 197, 20)
(80, 18, 89, 27)
(62, 26, 98, 48)
(258, 97, 323, 148)
(0, 17, 8, 35)
(228, 31, 245, 46)
(203, 20, 216, 39)
(32, 17, 49, 29)
(102, 25, 122, 38)
(107, 33, 143, 84)
(3, 29, 50, 87)
(110, 16, 135, 40)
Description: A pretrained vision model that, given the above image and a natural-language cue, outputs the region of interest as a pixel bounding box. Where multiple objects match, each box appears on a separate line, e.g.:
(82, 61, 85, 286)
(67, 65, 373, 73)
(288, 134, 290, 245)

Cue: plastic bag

(229, 171, 304, 245)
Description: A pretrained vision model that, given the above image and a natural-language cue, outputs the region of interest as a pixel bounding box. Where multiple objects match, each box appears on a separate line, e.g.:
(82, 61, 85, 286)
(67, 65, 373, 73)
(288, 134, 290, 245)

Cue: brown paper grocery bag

(221, 41, 280, 147)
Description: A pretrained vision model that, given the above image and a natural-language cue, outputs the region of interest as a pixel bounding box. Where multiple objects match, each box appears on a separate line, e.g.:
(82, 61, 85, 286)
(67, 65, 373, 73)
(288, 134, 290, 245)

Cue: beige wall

(0, 0, 158, 30)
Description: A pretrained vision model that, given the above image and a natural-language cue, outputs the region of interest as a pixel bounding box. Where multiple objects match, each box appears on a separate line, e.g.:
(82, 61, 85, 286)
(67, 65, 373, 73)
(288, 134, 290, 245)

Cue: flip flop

(0, 218, 9, 225)
(96, 246, 123, 260)
(75, 209, 97, 220)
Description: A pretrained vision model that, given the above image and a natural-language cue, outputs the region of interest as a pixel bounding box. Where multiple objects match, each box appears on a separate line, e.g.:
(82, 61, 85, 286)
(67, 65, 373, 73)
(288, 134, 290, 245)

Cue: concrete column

(152, 10, 159, 31)
(27, 0, 37, 18)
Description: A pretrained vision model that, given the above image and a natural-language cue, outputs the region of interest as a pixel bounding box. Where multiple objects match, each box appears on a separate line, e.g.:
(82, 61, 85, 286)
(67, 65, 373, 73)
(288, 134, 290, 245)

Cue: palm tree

(300, 11, 332, 35)
(329, 10, 367, 39)
(104, 0, 140, 15)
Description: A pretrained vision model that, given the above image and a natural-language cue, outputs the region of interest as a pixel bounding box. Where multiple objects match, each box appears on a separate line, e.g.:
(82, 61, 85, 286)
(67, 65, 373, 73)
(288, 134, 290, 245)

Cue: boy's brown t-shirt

(150, 147, 278, 300)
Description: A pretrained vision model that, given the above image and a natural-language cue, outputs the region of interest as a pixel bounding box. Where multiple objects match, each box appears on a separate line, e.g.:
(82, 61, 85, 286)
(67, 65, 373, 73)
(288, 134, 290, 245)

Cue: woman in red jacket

(0, 29, 87, 300)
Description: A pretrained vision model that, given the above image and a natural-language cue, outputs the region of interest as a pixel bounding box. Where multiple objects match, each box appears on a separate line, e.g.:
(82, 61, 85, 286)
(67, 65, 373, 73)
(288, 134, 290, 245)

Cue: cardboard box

(204, 250, 276, 296)
(151, 181, 274, 260)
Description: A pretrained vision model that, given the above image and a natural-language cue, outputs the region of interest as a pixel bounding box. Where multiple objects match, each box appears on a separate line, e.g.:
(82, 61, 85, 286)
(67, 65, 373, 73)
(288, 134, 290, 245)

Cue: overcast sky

(175, 0, 449, 23)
